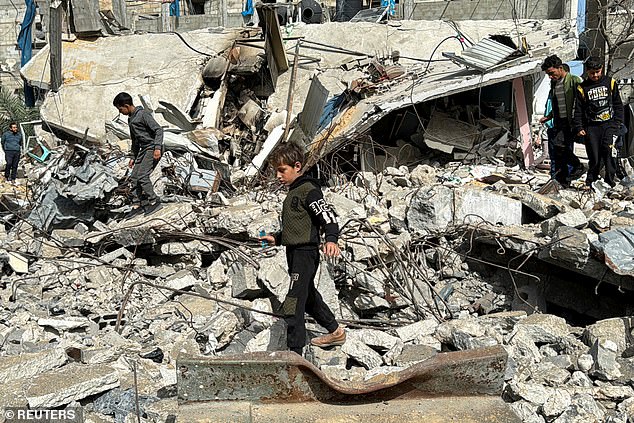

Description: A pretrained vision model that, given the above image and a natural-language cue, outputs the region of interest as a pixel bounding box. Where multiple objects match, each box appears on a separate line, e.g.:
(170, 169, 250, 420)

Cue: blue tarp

(381, 0, 395, 16)
(17, 0, 36, 106)
(317, 94, 347, 133)
(242, 0, 254, 17)
(170, 0, 180, 17)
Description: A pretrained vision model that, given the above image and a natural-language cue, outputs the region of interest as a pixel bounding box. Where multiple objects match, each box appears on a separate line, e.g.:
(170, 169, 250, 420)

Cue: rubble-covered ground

(1, 136, 634, 422)
(1, 16, 633, 423)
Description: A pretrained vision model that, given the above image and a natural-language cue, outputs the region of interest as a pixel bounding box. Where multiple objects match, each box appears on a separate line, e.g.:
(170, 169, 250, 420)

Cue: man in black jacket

(113, 92, 164, 216)
(260, 142, 345, 355)
(573, 57, 624, 188)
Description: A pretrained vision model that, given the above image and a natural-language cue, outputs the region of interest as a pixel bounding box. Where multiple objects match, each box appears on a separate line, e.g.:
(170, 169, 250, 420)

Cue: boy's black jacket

(573, 75, 624, 134)
(275, 175, 339, 248)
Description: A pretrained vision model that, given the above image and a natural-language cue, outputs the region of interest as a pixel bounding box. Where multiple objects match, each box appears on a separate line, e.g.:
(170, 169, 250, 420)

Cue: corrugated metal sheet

(443, 38, 519, 72)
(299, 76, 330, 138)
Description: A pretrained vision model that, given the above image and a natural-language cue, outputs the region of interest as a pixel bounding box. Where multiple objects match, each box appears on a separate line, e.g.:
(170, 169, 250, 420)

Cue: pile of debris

(2, 10, 632, 422)
(0, 142, 634, 421)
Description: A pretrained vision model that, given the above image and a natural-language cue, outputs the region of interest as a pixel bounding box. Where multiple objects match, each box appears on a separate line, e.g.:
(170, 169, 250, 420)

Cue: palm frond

(0, 88, 40, 133)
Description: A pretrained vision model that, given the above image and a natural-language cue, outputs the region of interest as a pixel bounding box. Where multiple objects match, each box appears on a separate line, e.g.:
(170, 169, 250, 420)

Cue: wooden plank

(49, 0, 63, 92)
(512, 77, 534, 167)
(71, 0, 102, 33)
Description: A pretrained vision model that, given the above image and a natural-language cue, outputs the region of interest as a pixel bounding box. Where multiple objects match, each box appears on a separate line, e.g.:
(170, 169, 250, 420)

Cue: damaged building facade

(2, 0, 634, 422)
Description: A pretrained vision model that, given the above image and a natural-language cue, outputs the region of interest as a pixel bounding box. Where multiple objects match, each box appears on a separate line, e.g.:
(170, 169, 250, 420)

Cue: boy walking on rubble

(573, 57, 624, 188)
(113, 92, 164, 217)
(259, 142, 346, 355)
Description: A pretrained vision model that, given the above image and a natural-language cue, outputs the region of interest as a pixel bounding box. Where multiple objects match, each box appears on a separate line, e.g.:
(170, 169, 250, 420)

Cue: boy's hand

(577, 129, 586, 137)
(153, 149, 162, 160)
(539, 116, 550, 124)
(128, 158, 135, 168)
(323, 241, 340, 257)
(259, 235, 276, 246)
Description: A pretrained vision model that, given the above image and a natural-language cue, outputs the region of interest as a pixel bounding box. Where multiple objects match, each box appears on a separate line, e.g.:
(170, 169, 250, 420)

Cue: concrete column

(49, 0, 63, 92)
(403, 0, 414, 20)
(161, 1, 172, 32)
(220, 0, 228, 27)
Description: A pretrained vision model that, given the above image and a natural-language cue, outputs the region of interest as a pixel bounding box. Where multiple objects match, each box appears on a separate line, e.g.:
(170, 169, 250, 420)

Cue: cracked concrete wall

(0, 0, 26, 91)
(407, 0, 568, 20)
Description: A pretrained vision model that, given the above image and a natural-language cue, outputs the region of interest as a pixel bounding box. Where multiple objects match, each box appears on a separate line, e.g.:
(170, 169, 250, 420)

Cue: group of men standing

(540, 55, 625, 189)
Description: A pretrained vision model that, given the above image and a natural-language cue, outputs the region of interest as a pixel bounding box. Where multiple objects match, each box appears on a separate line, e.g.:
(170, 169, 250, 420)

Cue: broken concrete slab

(454, 188, 524, 226)
(257, 250, 291, 303)
(512, 314, 570, 344)
(37, 316, 90, 331)
(583, 317, 633, 356)
(395, 319, 439, 343)
(542, 226, 590, 269)
(509, 188, 564, 219)
(0, 348, 68, 383)
(164, 270, 198, 291)
(228, 259, 262, 299)
(541, 209, 588, 236)
(589, 339, 622, 381)
(244, 320, 287, 353)
(394, 344, 438, 367)
(7, 251, 28, 273)
(348, 329, 401, 351)
(26, 363, 119, 408)
(407, 186, 454, 234)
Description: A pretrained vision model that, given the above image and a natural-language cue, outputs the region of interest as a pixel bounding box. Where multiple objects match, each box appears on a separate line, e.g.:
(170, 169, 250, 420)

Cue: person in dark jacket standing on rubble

(113, 92, 164, 217)
(573, 57, 624, 188)
(259, 142, 346, 356)
(539, 55, 585, 187)
(1, 122, 22, 185)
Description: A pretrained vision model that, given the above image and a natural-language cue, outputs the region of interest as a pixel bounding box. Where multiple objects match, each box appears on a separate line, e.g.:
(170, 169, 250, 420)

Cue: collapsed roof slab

(262, 19, 577, 160)
(21, 30, 240, 142)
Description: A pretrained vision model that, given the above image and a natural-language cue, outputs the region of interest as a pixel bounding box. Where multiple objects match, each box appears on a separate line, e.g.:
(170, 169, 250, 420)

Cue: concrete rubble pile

(1, 146, 634, 421)
(2, 12, 632, 423)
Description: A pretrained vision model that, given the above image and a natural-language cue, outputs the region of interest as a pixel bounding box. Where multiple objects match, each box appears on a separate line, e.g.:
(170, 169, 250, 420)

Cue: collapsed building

(0, 1, 634, 422)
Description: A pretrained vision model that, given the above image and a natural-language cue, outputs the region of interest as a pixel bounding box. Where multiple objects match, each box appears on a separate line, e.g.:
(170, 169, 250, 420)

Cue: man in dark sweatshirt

(1, 122, 22, 185)
(573, 57, 624, 188)
(260, 142, 345, 355)
(113, 92, 164, 217)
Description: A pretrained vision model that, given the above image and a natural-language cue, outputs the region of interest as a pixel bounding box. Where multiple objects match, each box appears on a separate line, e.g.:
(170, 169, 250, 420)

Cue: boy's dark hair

(541, 55, 562, 71)
(585, 56, 603, 71)
(113, 92, 134, 108)
(562, 63, 570, 72)
(268, 142, 305, 167)
(9, 122, 17, 127)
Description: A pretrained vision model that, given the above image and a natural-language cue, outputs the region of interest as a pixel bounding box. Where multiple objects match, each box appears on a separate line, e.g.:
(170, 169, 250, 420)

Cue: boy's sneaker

(310, 326, 346, 348)
(144, 201, 163, 216)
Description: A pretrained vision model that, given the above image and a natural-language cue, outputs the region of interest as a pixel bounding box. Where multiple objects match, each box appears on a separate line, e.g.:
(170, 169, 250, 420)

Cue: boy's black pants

(283, 247, 338, 350)
(585, 123, 619, 187)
